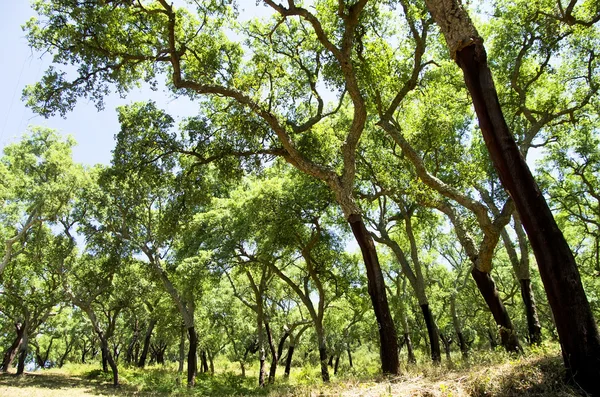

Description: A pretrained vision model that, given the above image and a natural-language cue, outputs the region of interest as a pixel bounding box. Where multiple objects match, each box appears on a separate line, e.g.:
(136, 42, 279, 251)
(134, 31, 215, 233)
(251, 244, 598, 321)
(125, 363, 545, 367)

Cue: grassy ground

(0, 345, 589, 396)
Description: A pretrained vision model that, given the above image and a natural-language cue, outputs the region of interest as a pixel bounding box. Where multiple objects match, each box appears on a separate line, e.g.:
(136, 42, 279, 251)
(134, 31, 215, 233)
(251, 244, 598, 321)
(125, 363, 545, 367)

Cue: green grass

(0, 343, 588, 396)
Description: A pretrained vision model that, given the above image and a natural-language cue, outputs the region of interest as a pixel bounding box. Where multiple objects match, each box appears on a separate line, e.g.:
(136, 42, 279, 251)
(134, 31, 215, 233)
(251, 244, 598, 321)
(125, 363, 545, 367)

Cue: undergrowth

(0, 342, 588, 396)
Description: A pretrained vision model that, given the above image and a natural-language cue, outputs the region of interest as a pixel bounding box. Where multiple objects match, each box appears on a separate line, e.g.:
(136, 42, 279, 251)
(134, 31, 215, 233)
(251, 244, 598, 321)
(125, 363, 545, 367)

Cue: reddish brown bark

(455, 43, 600, 392)
(348, 214, 399, 374)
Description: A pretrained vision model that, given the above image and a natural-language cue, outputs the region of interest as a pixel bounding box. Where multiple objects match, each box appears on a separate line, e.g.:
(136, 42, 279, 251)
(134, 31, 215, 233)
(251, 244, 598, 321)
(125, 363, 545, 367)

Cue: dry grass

(0, 350, 588, 397)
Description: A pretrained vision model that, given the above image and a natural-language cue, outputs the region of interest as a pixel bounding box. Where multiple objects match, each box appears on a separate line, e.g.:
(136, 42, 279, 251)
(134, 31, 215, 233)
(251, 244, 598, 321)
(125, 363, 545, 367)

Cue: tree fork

(348, 214, 399, 375)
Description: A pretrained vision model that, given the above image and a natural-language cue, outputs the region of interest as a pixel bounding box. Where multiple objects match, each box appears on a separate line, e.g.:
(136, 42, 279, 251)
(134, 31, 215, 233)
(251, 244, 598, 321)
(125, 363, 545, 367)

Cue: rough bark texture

(348, 214, 399, 374)
(424, 0, 600, 392)
(420, 304, 441, 362)
(187, 327, 197, 386)
(137, 319, 156, 368)
(471, 268, 521, 352)
(520, 279, 543, 345)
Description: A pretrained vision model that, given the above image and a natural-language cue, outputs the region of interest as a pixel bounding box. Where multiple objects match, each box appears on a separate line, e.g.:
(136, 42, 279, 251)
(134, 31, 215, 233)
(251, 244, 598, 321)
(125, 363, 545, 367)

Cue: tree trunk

(178, 325, 185, 375)
(35, 337, 54, 368)
(328, 354, 334, 367)
(187, 327, 198, 386)
(101, 348, 108, 373)
(137, 318, 156, 368)
(520, 279, 542, 345)
(423, 1, 600, 392)
(451, 295, 468, 358)
(126, 323, 139, 365)
(488, 328, 498, 350)
(403, 333, 416, 364)
(16, 333, 28, 376)
(471, 268, 521, 352)
(316, 327, 330, 382)
(259, 346, 266, 387)
(264, 321, 278, 384)
(208, 350, 214, 375)
(268, 328, 288, 383)
(439, 332, 452, 362)
(284, 345, 294, 377)
(334, 355, 340, 375)
(319, 346, 330, 382)
(106, 347, 119, 387)
(347, 348, 353, 368)
(58, 339, 73, 368)
(200, 350, 208, 373)
(398, 301, 416, 364)
(420, 304, 441, 362)
(347, 214, 399, 374)
(1, 325, 24, 372)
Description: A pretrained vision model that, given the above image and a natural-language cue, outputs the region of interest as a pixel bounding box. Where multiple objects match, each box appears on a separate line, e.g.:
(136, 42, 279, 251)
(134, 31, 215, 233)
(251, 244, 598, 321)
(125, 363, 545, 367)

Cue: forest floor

(0, 348, 588, 396)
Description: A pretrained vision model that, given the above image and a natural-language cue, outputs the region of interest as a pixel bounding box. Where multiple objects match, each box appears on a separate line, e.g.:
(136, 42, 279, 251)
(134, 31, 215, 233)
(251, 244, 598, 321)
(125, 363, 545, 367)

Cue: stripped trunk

(16, 332, 28, 376)
(420, 304, 441, 362)
(348, 214, 399, 374)
(187, 327, 198, 386)
(424, 1, 600, 392)
(137, 318, 156, 368)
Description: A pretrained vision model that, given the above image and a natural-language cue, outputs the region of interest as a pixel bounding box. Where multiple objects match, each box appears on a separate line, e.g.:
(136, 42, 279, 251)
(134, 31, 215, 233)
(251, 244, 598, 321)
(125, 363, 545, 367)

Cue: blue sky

(0, 1, 270, 166)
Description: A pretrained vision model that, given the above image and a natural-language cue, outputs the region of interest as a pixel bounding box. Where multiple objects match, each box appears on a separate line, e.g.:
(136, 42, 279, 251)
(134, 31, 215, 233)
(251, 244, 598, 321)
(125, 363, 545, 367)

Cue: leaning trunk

(420, 304, 441, 362)
(187, 327, 198, 386)
(471, 268, 520, 352)
(424, 1, 600, 392)
(347, 348, 353, 368)
(316, 326, 330, 382)
(137, 318, 156, 368)
(347, 214, 399, 374)
(519, 279, 542, 345)
(106, 347, 119, 386)
(284, 345, 295, 377)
